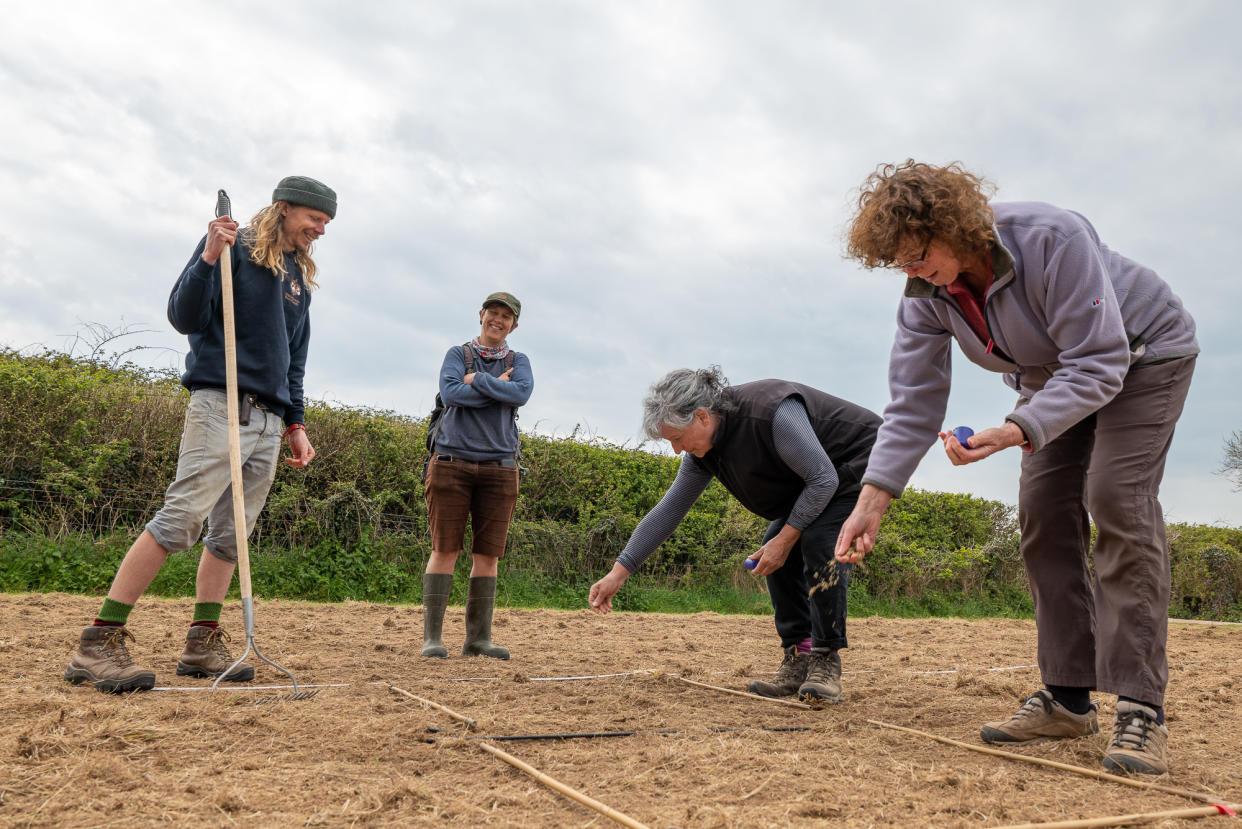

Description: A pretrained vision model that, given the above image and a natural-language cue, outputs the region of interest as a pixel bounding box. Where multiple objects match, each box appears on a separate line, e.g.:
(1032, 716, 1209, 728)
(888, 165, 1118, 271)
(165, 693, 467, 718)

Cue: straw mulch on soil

(1, 592, 1239, 827)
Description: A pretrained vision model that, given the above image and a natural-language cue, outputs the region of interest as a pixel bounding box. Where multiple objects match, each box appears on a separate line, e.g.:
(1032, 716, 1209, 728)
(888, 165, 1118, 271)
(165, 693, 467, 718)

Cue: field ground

(1, 593, 1240, 828)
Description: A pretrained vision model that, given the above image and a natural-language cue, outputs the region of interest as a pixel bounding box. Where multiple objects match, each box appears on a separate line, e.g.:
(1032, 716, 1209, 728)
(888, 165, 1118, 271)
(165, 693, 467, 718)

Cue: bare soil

(1, 592, 1239, 828)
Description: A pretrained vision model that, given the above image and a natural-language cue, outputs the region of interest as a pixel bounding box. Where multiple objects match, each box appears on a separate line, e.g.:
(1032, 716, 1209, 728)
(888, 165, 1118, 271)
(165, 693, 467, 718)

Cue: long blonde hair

(241, 202, 319, 289)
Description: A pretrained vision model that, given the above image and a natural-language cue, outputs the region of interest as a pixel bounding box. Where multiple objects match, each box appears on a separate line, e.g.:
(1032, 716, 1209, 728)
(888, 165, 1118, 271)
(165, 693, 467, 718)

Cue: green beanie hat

(272, 176, 337, 218)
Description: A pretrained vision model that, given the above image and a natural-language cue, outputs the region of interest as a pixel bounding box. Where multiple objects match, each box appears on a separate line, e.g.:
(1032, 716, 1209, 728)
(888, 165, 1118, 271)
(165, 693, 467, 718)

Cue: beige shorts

(145, 389, 281, 562)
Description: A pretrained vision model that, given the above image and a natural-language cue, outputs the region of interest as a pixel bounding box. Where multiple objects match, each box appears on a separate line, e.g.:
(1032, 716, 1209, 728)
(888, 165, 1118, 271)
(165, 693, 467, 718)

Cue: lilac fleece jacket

(862, 201, 1198, 497)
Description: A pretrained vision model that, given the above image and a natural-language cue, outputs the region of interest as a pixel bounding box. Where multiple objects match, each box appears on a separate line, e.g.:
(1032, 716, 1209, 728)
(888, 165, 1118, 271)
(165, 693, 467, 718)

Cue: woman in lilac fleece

(835, 160, 1197, 776)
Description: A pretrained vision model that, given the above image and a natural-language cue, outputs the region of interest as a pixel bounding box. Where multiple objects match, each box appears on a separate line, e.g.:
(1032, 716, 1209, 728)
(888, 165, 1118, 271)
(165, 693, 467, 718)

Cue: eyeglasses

(891, 243, 929, 273)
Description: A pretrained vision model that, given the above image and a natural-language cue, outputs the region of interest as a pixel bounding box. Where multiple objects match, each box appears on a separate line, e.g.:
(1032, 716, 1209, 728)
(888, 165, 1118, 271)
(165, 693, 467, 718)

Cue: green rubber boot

(421, 573, 452, 658)
(462, 576, 509, 659)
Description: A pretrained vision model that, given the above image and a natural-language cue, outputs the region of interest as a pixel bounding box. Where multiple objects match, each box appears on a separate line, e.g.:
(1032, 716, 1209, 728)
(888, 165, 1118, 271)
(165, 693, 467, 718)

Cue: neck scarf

(470, 338, 510, 361)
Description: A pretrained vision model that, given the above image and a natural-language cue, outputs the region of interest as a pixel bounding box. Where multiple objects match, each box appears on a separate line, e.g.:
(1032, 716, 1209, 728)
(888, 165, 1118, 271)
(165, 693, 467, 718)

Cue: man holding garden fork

(64, 176, 335, 692)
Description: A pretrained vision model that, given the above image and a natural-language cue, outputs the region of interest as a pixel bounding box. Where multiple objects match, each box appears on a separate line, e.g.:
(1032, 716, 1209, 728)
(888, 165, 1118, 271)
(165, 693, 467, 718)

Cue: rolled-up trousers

(1017, 356, 1195, 706)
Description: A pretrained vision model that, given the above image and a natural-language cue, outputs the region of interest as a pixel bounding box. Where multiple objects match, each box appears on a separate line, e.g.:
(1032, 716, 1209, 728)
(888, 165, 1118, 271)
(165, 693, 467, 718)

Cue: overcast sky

(2, 1, 1239, 527)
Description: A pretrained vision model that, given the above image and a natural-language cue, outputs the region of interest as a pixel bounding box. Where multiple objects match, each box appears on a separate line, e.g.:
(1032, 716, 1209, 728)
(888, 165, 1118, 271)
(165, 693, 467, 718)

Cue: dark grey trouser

(1017, 356, 1195, 706)
(763, 493, 857, 651)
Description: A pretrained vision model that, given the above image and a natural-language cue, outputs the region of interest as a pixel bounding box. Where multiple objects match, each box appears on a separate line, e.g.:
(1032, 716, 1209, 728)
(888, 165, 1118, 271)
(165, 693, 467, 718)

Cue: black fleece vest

(696, 380, 881, 520)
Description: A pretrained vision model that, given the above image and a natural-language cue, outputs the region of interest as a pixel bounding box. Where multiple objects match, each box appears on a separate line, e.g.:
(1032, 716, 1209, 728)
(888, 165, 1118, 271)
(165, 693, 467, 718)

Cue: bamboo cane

(479, 741, 651, 829)
(867, 719, 1236, 807)
(993, 804, 1237, 829)
(389, 685, 477, 730)
(672, 675, 814, 709)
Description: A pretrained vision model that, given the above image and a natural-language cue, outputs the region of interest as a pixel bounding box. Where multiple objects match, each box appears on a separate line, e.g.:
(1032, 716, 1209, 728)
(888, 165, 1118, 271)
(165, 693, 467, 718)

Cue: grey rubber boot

(462, 576, 509, 659)
(421, 572, 453, 658)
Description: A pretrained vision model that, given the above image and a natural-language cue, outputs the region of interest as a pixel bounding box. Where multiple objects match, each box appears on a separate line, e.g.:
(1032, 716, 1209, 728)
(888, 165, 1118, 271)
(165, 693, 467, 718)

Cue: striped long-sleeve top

(616, 397, 840, 573)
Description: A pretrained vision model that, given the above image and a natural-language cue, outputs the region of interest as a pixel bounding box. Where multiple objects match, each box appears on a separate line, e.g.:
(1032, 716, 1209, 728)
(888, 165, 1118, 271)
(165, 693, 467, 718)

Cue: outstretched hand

(747, 527, 797, 576)
(834, 484, 892, 563)
(588, 563, 631, 614)
(939, 421, 1026, 466)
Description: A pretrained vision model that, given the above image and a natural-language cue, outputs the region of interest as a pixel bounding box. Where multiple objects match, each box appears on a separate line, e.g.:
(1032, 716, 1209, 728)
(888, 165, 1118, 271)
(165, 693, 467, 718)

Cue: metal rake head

(252, 688, 320, 705)
(211, 633, 318, 703)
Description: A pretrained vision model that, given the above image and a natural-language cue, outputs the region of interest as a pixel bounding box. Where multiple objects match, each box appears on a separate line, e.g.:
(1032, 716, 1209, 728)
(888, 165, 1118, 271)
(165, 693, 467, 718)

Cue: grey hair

(641, 366, 738, 440)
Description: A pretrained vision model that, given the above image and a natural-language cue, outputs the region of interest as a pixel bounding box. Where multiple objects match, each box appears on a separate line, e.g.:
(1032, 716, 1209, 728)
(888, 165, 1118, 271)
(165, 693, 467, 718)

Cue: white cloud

(1, 0, 1239, 526)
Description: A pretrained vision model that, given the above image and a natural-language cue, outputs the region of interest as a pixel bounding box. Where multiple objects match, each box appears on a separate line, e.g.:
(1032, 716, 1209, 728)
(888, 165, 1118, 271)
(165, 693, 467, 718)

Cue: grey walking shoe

(980, 689, 1099, 744)
(421, 572, 453, 658)
(462, 576, 509, 659)
(176, 626, 254, 682)
(1102, 701, 1169, 775)
(64, 626, 156, 693)
(748, 646, 810, 698)
(798, 649, 844, 703)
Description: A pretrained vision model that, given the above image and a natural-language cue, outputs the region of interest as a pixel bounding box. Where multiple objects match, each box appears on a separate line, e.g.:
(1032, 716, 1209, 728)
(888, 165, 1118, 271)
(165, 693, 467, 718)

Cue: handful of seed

(807, 559, 842, 596)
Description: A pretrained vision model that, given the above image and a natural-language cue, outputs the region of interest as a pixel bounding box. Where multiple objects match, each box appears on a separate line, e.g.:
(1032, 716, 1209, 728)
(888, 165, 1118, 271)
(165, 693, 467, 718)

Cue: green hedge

(1, 348, 1238, 620)
(1168, 523, 1242, 619)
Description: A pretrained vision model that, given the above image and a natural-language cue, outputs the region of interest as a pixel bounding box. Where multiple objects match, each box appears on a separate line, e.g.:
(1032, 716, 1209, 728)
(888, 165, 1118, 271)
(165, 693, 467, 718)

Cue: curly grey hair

(641, 366, 738, 440)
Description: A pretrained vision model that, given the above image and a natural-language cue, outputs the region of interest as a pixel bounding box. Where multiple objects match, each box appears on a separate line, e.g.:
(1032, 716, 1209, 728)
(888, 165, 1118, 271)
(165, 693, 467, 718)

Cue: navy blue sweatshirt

(168, 234, 311, 425)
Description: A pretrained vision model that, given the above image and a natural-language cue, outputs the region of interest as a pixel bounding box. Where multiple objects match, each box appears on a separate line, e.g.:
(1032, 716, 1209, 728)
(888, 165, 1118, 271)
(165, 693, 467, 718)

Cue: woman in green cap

(420, 293, 534, 660)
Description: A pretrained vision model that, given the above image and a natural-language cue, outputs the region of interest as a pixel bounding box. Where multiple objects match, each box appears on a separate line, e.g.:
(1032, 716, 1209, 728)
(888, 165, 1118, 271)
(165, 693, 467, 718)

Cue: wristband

(282, 423, 305, 440)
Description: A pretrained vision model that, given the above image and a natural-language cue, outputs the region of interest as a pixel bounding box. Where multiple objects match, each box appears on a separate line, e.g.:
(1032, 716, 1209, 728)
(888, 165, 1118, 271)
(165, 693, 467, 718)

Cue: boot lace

(805, 652, 840, 685)
(1011, 690, 1054, 721)
(771, 649, 804, 682)
(1112, 708, 1158, 751)
(202, 628, 236, 661)
(100, 627, 139, 669)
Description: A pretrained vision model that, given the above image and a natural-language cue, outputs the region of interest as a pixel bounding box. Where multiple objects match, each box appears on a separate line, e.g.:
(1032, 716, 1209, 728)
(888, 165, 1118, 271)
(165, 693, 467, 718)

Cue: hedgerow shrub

(860, 490, 1023, 599)
(1168, 523, 1242, 619)
(2, 348, 1238, 620)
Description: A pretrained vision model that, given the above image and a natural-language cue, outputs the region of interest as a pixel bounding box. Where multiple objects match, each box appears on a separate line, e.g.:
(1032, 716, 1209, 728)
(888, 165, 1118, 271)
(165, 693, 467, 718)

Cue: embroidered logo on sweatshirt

(1091, 298, 1103, 307)
(285, 276, 302, 306)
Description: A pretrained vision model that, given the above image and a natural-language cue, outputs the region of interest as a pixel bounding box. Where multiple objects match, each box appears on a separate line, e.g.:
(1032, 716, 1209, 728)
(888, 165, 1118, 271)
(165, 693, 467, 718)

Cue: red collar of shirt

(945, 267, 995, 349)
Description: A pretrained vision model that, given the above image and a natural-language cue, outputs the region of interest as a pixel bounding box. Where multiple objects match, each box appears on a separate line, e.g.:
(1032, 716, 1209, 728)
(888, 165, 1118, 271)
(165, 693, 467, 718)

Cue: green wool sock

(96, 598, 133, 626)
(192, 602, 224, 625)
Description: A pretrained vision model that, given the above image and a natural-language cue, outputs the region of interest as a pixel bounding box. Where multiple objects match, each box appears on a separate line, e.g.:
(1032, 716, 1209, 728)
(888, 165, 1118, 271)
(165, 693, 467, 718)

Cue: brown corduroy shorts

(424, 455, 519, 558)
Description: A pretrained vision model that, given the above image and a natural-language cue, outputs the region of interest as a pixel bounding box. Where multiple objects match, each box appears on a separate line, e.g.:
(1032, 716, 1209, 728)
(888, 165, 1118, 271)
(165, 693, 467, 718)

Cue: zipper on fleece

(927, 286, 1016, 365)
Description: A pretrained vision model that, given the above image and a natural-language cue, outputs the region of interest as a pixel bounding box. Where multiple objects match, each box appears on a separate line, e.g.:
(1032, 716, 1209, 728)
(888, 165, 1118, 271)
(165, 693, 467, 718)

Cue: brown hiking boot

(980, 689, 1099, 744)
(798, 649, 844, 703)
(1102, 701, 1169, 775)
(64, 626, 156, 693)
(748, 646, 809, 698)
(176, 626, 254, 682)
